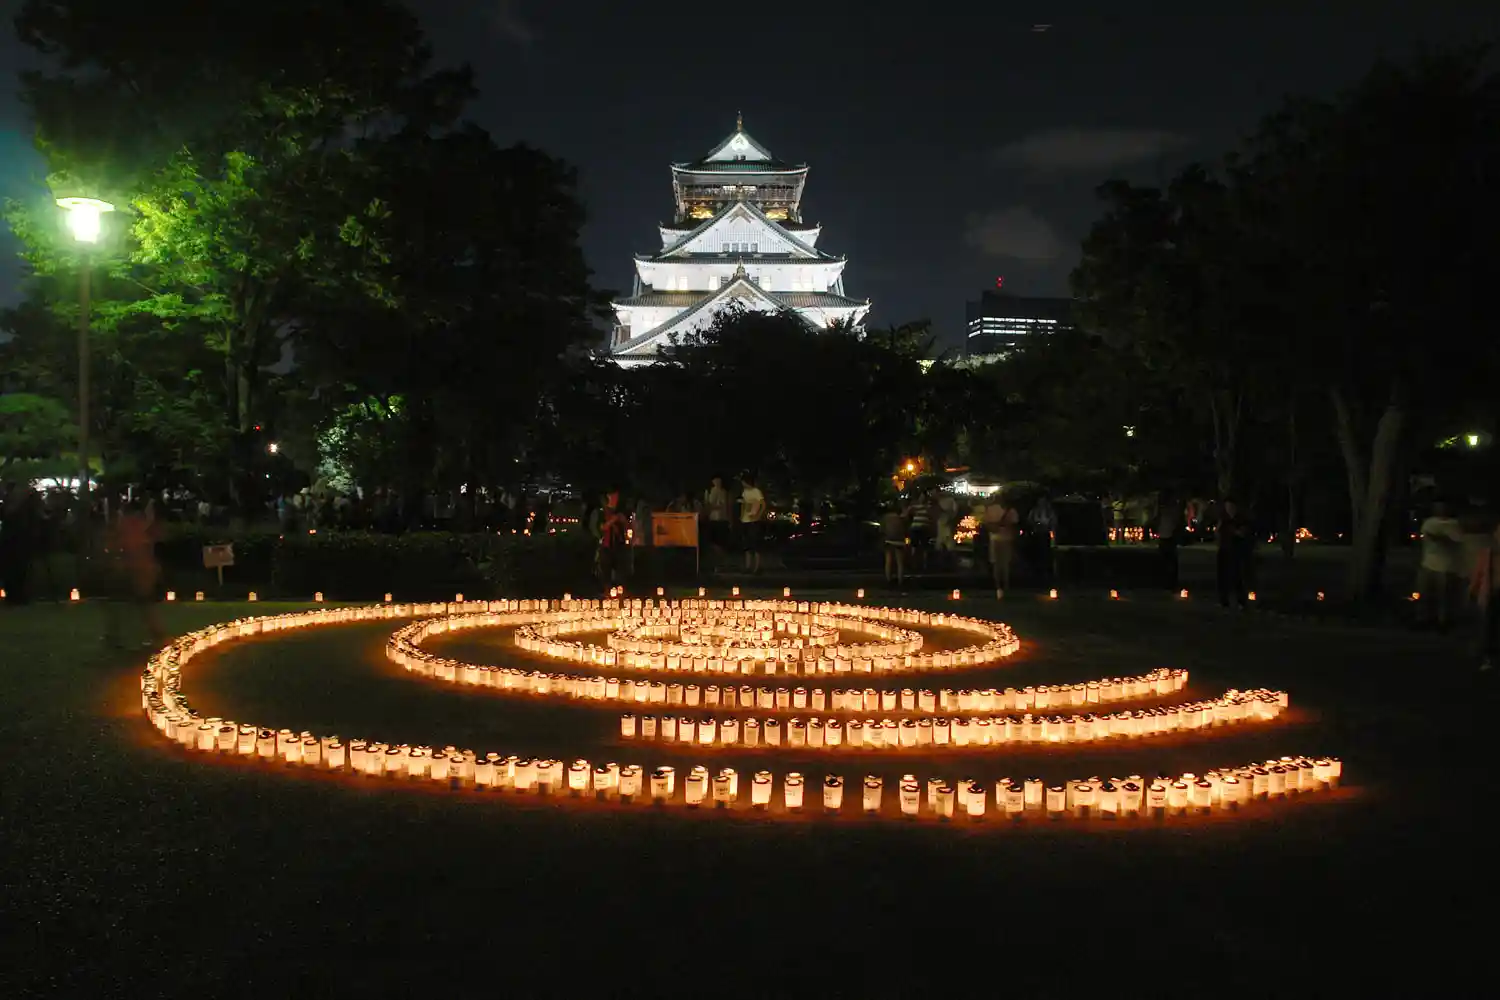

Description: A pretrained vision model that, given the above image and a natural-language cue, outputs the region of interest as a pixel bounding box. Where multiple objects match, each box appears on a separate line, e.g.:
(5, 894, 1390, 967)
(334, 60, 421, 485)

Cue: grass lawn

(1, 590, 1490, 996)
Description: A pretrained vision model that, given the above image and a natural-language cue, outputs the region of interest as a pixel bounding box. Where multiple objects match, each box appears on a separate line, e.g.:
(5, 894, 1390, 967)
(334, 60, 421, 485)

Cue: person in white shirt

(738, 473, 766, 574)
(1417, 501, 1465, 628)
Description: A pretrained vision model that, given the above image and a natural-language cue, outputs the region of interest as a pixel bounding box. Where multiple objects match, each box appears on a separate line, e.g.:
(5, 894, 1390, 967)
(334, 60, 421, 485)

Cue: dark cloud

(963, 206, 1064, 261)
(993, 127, 1189, 172)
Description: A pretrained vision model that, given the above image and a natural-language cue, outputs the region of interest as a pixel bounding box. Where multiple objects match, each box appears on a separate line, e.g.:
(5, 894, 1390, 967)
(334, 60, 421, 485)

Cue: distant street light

(56, 197, 116, 522)
(268, 442, 280, 455)
(1465, 432, 1481, 448)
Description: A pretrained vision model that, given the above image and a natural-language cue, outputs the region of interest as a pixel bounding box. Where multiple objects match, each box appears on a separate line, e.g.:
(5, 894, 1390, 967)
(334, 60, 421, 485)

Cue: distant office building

(964, 288, 1074, 358)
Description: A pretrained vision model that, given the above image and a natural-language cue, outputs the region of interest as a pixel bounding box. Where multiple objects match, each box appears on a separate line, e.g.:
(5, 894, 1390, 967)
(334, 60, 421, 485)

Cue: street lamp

(1465, 432, 1481, 448)
(57, 197, 115, 523)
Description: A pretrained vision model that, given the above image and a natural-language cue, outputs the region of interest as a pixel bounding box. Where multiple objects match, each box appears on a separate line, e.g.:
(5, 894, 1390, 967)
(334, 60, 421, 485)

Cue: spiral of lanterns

(139, 598, 1342, 824)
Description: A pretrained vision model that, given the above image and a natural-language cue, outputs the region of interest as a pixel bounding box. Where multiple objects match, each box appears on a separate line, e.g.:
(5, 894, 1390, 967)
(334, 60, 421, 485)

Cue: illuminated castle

(608, 115, 871, 365)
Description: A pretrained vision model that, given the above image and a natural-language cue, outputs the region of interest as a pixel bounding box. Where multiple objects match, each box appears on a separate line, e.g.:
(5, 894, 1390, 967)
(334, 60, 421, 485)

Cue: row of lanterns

(139, 602, 1337, 828)
(616, 689, 1287, 748)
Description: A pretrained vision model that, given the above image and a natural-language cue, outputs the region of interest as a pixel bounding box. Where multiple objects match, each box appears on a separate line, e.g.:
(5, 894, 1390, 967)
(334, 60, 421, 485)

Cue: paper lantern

(685, 766, 708, 806)
(698, 587, 706, 597)
(1045, 786, 1066, 816)
(751, 771, 773, 809)
(899, 778, 920, 817)
(712, 771, 734, 807)
(195, 591, 205, 602)
(862, 776, 883, 813)
(166, 591, 177, 602)
(784, 587, 792, 598)
(248, 592, 258, 602)
(313, 592, 324, 603)
(823, 775, 844, 812)
(951, 589, 961, 600)
(1048, 589, 1058, 600)
(1179, 589, 1189, 599)
(650, 767, 673, 803)
(965, 781, 986, 819)
(567, 760, 590, 795)
(935, 783, 955, 820)
(1248, 591, 1257, 602)
(618, 765, 642, 801)
(620, 714, 636, 739)
(69, 588, 80, 602)
(732, 587, 740, 597)
(784, 772, 805, 810)
(384, 593, 392, 602)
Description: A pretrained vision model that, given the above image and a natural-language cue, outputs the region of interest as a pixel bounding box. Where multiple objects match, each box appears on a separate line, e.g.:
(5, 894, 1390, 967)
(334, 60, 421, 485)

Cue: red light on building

(995, 276, 1004, 289)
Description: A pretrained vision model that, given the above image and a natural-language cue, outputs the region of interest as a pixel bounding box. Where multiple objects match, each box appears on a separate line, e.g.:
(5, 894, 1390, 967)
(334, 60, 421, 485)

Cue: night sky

(2, 1, 1497, 346)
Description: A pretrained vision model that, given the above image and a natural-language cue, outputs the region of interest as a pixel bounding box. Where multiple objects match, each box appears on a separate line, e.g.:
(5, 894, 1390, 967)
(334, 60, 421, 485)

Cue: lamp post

(56, 197, 115, 524)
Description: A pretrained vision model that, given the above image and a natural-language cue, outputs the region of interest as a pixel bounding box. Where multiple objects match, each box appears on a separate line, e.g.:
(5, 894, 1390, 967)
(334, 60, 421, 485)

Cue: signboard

(202, 544, 235, 569)
(651, 512, 700, 577)
(651, 513, 699, 548)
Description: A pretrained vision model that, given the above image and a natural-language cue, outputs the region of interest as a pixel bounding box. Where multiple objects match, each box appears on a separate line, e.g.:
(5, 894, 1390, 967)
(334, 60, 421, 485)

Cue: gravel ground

(0, 591, 1489, 997)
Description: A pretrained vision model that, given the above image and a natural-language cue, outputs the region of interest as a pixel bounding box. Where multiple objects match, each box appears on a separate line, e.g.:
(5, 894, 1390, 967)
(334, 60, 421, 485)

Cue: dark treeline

(1, 2, 1496, 600)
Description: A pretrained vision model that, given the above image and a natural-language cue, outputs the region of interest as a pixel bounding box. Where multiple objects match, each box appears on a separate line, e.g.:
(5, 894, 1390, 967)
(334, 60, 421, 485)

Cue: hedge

(151, 526, 595, 600)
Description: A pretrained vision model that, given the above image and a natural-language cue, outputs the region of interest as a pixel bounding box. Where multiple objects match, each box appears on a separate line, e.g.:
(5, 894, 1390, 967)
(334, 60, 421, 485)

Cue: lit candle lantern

(861, 775, 883, 814)
(935, 783, 955, 820)
(384, 593, 392, 602)
(314, 592, 324, 602)
(954, 780, 981, 820)
(712, 771, 734, 807)
(751, 771, 773, 809)
(1167, 781, 1189, 812)
(856, 588, 865, 599)
(619, 765, 642, 801)
(784, 772, 805, 810)
(698, 717, 718, 746)
(899, 778, 920, 817)
(70, 588, 80, 601)
(784, 587, 792, 598)
(1048, 589, 1058, 600)
(563, 759, 589, 795)
(1003, 782, 1025, 817)
(732, 587, 740, 597)
(685, 766, 708, 806)
(1045, 786, 1066, 816)
(823, 775, 844, 812)
(699, 587, 706, 597)
(166, 591, 177, 602)
(1248, 591, 1257, 601)
(621, 714, 637, 739)
(951, 589, 961, 600)
(1098, 781, 1119, 817)
(1317, 591, 1325, 601)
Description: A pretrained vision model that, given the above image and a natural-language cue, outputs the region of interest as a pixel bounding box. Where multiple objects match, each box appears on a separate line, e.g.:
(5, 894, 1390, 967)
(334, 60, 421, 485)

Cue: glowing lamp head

(314, 592, 324, 603)
(1466, 433, 1480, 448)
(1410, 591, 1420, 601)
(56, 196, 115, 244)
(384, 593, 392, 602)
(1248, 591, 1256, 602)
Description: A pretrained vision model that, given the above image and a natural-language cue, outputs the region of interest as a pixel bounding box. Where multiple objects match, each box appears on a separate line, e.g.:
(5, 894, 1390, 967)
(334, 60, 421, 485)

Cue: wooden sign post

(202, 543, 235, 588)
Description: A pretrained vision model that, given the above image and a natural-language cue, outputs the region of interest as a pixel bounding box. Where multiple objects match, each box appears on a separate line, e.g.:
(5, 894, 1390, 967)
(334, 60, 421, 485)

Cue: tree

(11, 0, 473, 508)
(1073, 166, 1287, 501)
(0, 392, 73, 484)
(1237, 47, 1500, 596)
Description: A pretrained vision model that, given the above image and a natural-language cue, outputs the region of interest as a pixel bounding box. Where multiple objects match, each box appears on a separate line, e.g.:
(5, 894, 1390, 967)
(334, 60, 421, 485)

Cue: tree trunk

(1332, 386, 1404, 601)
(1281, 401, 1298, 560)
